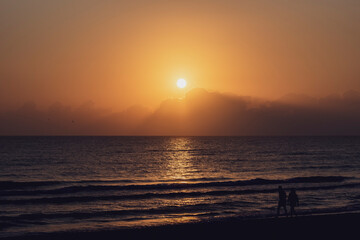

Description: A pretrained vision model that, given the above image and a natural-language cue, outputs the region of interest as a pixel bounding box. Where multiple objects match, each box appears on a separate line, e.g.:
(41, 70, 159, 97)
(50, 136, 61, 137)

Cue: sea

(1, 136, 360, 238)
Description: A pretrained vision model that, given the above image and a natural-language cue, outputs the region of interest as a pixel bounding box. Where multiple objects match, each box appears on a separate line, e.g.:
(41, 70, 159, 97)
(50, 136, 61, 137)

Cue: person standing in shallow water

(288, 188, 299, 217)
(277, 186, 288, 217)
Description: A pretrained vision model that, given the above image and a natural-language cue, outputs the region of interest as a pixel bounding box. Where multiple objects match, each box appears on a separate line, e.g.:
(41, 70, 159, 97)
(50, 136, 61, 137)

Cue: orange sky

(1, 0, 360, 112)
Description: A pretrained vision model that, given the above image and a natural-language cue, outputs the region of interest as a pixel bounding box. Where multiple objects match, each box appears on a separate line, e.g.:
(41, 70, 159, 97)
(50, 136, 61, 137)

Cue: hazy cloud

(1, 89, 360, 136)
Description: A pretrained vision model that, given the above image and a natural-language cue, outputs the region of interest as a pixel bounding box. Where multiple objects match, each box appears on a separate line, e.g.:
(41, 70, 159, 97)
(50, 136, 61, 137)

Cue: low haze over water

(1, 136, 360, 238)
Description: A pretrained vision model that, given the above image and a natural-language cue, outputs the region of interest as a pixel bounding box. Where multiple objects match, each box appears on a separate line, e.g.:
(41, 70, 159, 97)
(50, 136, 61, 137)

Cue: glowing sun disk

(177, 79, 187, 88)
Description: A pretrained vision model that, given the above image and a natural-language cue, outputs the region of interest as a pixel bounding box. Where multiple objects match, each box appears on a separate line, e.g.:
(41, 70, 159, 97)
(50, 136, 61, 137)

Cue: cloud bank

(1, 89, 360, 136)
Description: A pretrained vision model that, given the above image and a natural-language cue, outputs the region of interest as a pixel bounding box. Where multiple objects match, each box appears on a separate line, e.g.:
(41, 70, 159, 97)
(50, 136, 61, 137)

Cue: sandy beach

(3, 211, 359, 240)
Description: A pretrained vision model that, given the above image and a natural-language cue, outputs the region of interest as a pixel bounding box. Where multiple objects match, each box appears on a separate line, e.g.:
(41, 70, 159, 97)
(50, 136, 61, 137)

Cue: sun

(176, 78, 187, 89)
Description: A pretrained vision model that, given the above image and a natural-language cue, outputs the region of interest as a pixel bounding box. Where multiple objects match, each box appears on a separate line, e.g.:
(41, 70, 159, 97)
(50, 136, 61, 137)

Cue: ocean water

(1, 136, 360, 237)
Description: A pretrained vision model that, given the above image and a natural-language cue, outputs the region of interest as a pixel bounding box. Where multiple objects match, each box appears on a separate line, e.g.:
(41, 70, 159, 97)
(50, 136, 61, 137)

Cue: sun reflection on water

(165, 137, 196, 181)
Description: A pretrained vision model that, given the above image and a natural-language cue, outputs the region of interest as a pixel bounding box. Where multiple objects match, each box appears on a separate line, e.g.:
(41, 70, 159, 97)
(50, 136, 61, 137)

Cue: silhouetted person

(288, 188, 299, 217)
(277, 186, 288, 217)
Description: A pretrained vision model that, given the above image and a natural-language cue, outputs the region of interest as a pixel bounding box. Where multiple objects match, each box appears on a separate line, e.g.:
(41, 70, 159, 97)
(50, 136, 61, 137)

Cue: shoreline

(3, 211, 360, 240)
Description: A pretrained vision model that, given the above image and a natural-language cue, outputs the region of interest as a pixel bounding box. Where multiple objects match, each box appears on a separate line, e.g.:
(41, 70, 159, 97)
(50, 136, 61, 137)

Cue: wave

(0, 176, 349, 197)
(4, 194, 360, 224)
(0, 177, 231, 191)
(0, 200, 254, 222)
(2, 182, 359, 205)
(282, 151, 314, 156)
(0, 181, 62, 190)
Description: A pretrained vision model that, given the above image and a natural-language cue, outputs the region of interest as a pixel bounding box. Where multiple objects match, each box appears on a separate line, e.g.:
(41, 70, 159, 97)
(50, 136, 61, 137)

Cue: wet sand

(4, 212, 360, 240)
